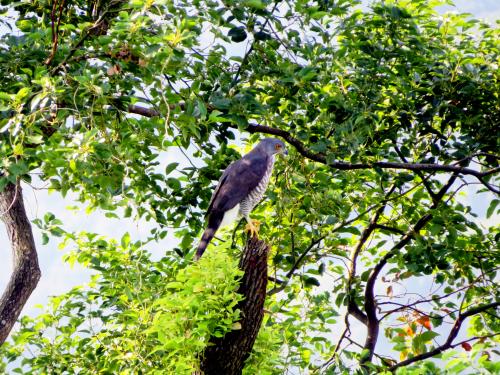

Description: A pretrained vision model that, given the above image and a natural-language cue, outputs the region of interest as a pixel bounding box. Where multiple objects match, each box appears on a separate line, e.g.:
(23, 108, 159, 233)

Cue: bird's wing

(206, 153, 268, 216)
(205, 161, 236, 216)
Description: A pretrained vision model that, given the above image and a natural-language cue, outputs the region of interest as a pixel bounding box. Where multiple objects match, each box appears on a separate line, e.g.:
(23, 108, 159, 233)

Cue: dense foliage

(2, 230, 247, 373)
(0, 0, 498, 373)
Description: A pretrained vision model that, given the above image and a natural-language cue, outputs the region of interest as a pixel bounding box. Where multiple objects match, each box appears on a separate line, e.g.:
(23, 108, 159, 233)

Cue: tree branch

(0, 182, 41, 345)
(393, 143, 438, 203)
(361, 174, 458, 364)
(320, 317, 350, 371)
(128, 104, 161, 117)
(267, 235, 325, 296)
(245, 124, 499, 193)
(346, 185, 396, 326)
(124, 105, 499, 193)
(389, 301, 500, 371)
(373, 224, 405, 235)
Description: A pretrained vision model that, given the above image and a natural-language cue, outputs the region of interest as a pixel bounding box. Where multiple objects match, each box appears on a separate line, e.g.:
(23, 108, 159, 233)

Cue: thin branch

(378, 281, 479, 320)
(242, 124, 499, 192)
(45, 0, 66, 65)
(319, 312, 351, 371)
(343, 336, 390, 364)
(230, 44, 254, 89)
(128, 104, 160, 117)
(286, 236, 325, 279)
(346, 185, 396, 326)
(229, 1, 280, 88)
(267, 235, 325, 295)
(451, 333, 500, 349)
(389, 302, 500, 371)
(373, 224, 405, 235)
(51, 1, 122, 74)
(379, 303, 445, 321)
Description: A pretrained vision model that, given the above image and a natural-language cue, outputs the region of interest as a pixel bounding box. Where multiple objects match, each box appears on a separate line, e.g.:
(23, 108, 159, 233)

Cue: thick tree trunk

(199, 237, 270, 375)
(0, 182, 41, 345)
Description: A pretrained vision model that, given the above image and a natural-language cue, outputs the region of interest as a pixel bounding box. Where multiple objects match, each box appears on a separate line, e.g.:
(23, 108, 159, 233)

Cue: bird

(195, 138, 288, 260)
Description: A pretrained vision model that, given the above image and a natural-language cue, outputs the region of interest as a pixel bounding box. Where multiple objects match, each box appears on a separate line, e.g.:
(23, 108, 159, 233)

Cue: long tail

(195, 214, 222, 260)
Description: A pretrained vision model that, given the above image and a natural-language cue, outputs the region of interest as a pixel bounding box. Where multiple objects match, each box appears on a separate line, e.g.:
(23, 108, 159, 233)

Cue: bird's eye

(275, 144, 282, 150)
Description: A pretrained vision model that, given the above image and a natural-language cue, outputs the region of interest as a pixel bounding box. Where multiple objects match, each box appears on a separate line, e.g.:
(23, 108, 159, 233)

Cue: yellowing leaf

(13, 143, 24, 156)
(417, 316, 432, 330)
(405, 325, 414, 337)
(387, 285, 393, 298)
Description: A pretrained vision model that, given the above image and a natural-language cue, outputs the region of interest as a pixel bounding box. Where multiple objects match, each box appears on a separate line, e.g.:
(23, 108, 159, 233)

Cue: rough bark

(0, 182, 41, 345)
(199, 237, 270, 375)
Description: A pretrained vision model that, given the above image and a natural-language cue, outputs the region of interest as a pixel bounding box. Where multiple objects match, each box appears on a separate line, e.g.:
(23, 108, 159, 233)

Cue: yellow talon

(244, 219, 261, 238)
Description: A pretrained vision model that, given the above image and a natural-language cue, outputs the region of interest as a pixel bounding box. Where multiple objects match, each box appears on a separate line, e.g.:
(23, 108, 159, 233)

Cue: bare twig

(319, 313, 351, 371)
(378, 281, 479, 320)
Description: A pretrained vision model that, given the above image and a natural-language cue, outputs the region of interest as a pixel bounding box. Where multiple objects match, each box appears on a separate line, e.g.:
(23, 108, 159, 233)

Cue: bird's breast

(239, 157, 275, 216)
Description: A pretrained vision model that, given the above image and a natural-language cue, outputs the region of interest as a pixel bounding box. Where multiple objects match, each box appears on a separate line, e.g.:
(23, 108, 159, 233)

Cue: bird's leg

(244, 216, 261, 238)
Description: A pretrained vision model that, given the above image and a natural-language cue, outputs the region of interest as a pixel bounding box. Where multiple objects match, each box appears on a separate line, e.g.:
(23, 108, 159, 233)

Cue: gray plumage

(195, 138, 287, 259)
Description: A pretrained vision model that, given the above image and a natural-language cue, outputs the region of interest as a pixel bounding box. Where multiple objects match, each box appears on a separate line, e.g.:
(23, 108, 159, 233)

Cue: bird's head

(258, 138, 288, 157)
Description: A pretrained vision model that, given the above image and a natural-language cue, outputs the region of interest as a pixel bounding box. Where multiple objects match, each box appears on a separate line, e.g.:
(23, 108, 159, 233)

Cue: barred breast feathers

(239, 155, 275, 217)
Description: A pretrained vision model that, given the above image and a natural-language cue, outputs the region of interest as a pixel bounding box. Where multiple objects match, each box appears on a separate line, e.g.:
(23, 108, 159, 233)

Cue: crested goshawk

(195, 138, 287, 259)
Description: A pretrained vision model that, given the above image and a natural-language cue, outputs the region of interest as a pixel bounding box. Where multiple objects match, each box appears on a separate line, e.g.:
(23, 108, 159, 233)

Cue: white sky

(1, 0, 499, 368)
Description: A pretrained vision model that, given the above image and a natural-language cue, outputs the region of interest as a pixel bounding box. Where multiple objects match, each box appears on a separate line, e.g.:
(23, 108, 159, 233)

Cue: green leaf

(0, 92, 12, 101)
(167, 178, 181, 190)
(311, 11, 328, 20)
(254, 31, 271, 41)
(417, 330, 439, 342)
(337, 227, 361, 236)
(165, 162, 179, 175)
(228, 27, 247, 42)
(244, 0, 266, 9)
(487, 199, 499, 219)
(121, 233, 131, 248)
(26, 135, 44, 144)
